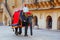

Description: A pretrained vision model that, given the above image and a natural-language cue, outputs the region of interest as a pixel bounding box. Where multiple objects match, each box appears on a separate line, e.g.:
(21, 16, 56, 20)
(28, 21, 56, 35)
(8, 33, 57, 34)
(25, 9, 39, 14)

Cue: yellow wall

(0, 13, 3, 23)
(6, 0, 22, 15)
(30, 8, 60, 30)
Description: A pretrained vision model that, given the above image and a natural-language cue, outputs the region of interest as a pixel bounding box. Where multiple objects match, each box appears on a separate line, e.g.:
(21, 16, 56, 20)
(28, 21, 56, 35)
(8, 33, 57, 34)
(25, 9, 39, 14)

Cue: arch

(57, 17, 60, 30)
(46, 16, 52, 29)
(33, 16, 38, 26)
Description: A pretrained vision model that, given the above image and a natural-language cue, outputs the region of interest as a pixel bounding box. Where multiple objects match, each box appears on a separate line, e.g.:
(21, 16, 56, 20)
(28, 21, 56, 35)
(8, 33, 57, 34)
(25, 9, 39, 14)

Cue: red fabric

(26, 12, 31, 16)
(26, 12, 31, 26)
(12, 10, 20, 24)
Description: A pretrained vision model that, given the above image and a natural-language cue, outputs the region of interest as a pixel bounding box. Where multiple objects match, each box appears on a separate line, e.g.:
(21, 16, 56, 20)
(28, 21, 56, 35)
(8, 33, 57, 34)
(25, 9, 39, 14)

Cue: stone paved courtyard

(0, 26, 60, 40)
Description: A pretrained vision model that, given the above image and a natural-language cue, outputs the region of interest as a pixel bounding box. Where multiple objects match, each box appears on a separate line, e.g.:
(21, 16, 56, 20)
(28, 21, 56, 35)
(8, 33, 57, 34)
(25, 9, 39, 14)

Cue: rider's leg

(24, 22, 28, 36)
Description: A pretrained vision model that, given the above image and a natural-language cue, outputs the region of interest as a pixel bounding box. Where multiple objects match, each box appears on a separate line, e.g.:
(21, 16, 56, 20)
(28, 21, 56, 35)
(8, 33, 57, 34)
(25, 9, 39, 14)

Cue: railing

(26, 0, 60, 10)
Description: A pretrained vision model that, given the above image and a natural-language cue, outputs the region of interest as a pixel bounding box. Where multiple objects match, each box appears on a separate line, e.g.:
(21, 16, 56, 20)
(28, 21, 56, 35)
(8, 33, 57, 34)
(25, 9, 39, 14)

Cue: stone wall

(30, 8, 60, 30)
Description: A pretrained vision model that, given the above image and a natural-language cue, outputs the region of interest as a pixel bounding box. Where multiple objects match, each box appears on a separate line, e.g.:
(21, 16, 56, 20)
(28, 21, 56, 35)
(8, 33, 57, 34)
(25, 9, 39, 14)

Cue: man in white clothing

(23, 4, 29, 13)
(23, 4, 29, 36)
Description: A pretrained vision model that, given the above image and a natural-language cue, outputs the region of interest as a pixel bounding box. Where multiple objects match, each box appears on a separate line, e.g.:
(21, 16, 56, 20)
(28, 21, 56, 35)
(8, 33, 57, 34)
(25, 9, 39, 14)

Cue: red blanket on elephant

(12, 10, 20, 24)
(12, 10, 22, 28)
(12, 11, 31, 28)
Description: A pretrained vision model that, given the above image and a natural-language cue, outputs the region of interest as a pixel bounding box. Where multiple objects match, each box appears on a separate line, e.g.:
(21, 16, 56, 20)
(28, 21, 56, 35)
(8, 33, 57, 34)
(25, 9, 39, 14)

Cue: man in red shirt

(27, 12, 33, 36)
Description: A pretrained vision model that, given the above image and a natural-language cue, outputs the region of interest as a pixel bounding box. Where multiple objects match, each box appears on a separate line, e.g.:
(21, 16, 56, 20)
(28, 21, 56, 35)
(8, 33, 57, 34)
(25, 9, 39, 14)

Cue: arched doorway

(46, 16, 52, 29)
(57, 17, 60, 30)
(33, 16, 38, 26)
